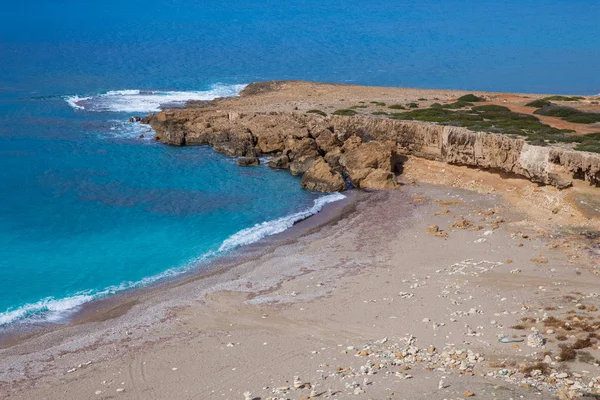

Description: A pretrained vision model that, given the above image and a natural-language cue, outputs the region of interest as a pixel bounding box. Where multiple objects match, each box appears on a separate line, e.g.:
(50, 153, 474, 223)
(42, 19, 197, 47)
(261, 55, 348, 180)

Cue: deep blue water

(1, 0, 599, 326)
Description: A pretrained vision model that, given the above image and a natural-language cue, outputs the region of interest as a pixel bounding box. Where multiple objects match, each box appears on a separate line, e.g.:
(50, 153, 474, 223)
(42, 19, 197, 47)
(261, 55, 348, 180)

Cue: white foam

(65, 95, 90, 110)
(64, 84, 247, 113)
(106, 120, 155, 140)
(0, 294, 94, 326)
(219, 193, 346, 252)
(0, 193, 346, 327)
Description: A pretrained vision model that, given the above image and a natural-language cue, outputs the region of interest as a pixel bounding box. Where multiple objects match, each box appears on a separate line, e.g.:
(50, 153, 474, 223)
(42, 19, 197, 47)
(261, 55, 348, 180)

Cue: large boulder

(301, 158, 347, 192)
(360, 169, 398, 189)
(286, 137, 321, 175)
(339, 141, 396, 188)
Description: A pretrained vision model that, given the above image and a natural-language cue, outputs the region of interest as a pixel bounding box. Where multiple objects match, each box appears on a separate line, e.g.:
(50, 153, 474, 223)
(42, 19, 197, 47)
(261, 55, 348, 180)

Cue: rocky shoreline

(141, 81, 600, 192)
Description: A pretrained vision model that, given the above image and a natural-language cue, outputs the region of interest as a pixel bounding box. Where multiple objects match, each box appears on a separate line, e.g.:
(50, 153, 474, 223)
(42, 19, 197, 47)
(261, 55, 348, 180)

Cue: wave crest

(65, 84, 247, 113)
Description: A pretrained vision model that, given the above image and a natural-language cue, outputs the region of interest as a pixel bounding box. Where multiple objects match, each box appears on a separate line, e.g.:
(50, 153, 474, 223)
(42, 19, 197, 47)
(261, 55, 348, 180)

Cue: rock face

(339, 141, 397, 189)
(301, 158, 347, 192)
(142, 109, 600, 192)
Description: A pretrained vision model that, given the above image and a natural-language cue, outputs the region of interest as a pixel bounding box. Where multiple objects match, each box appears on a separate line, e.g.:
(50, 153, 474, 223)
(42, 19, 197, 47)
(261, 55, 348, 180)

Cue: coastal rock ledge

(142, 83, 600, 192)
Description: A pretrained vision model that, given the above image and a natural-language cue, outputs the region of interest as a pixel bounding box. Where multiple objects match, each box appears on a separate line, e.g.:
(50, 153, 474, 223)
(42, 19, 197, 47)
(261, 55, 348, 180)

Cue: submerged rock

(237, 157, 260, 166)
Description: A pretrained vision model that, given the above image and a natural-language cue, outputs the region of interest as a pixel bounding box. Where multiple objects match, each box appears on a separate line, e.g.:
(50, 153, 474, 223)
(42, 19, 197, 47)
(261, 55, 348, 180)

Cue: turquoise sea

(1, 0, 599, 327)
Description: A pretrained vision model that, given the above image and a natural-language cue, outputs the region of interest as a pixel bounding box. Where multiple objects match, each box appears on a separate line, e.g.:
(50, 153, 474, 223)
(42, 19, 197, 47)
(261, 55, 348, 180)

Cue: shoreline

(0, 189, 358, 347)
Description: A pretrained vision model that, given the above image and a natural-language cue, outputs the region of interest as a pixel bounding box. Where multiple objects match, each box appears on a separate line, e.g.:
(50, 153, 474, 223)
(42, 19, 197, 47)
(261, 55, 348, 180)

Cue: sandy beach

(1, 151, 599, 399)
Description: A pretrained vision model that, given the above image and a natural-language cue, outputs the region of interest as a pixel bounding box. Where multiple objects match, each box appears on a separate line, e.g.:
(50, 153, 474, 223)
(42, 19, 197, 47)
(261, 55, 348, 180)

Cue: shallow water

(1, 0, 599, 327)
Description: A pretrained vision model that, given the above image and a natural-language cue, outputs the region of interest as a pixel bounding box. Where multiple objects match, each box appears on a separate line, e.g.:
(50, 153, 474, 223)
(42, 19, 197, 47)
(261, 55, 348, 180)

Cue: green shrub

(573, 133, 600, 153)
(457, 94, 484, 102)
(389, 104, 572, 138)
(575, 143, 600, 153)
(407, 102, 419, 108)
(471, 105, 511, 113)
(370, 101, 386, 106)
(306, 109, 327, 117)
(418, 98, 427, 101)
(525, 99, 552, 108)
(372, 111, 389, 115)
(535, 106, 600, 124)
(564, 113, 600, 124)
(332, 109, 358, 116)
(430, 103, 443, 108)
(542, 95, 584, 102)
(388, 104, 406, 110)
(350, 105, 368, 109)
(440, 101, 473, 109)
(534, 106, 580, 118)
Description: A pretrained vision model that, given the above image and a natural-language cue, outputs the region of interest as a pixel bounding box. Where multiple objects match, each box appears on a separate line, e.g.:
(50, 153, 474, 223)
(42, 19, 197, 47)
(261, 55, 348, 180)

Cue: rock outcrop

(142, 108, 600, 192)
(339, 141, 397, 189)
(301, 158, 347, 192)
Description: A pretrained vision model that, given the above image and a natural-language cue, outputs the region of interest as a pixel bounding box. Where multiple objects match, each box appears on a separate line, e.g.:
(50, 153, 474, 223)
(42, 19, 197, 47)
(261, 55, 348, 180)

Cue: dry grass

(558, 344, 577, 361)
(571, 337, 593, 350)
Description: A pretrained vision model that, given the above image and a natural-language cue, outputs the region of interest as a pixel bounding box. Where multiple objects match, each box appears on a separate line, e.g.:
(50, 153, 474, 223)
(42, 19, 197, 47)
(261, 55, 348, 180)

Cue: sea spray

(65, 84, 247, 113)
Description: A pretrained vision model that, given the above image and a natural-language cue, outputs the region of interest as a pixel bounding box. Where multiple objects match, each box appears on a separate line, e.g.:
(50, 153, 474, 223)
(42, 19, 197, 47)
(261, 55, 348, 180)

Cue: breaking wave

(65, 84, 247, 113)
(0, 193, 345, 327)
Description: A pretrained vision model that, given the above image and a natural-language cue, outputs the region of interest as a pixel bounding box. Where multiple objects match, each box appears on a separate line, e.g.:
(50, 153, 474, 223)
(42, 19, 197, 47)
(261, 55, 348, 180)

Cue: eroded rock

(301, 158, 346, 192)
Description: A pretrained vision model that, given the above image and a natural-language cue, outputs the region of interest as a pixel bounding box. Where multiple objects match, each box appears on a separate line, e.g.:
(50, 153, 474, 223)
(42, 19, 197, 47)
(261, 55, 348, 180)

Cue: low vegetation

(306, 109, 327, 117)
(534, 105, 600, 124)
(457, 94, 484, 102)
(439, 101, 473, 109)
(389, 101, 600, 148)
(541, 95, 585, 102)
(406, 102, 419, 108)
(350, 105, 368, 109)
(332, 109, 358, 116)
(383, 98, 600, 151)
(372, 111, 388, 115)
(370, 101, 386, 106)
(388, 104, 406, 110)
(525, 99, 552, 108)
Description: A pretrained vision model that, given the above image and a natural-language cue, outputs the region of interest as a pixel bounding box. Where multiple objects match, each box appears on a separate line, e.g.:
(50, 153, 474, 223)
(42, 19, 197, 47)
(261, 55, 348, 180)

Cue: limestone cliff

(141, 96, 600, 192)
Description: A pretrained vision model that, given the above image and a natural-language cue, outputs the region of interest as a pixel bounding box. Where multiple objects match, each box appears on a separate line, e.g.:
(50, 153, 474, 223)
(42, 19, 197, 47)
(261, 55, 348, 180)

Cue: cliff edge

(141, 81, 600, 192)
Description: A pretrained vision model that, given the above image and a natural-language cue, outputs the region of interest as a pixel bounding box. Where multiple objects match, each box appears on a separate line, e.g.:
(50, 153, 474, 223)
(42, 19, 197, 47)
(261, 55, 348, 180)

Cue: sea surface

(1, 0, 599, 328)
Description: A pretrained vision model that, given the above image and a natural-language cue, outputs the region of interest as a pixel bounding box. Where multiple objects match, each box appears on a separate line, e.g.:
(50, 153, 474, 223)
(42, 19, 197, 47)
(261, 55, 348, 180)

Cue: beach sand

(2, 156, 599, 399)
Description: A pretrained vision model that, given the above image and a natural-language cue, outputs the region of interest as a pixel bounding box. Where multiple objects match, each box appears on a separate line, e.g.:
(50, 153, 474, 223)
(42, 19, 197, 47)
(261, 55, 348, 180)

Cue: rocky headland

(142, 81, 600, 192)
